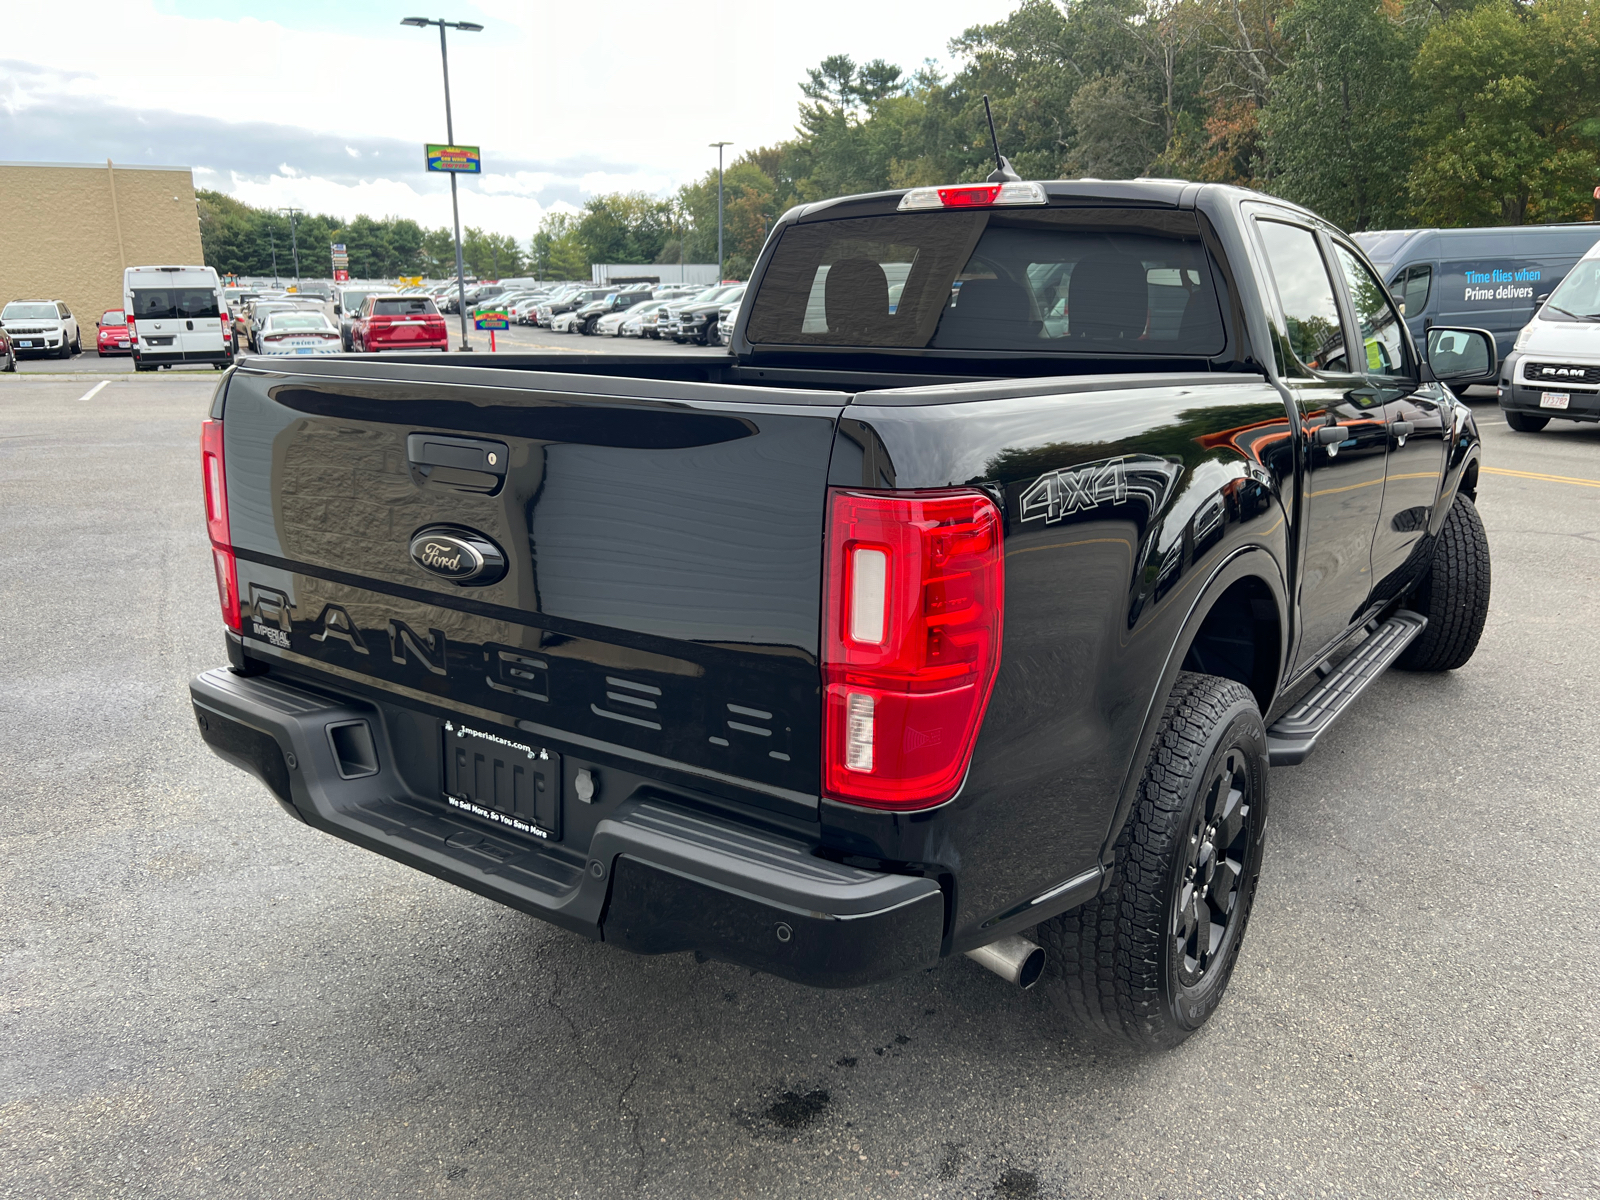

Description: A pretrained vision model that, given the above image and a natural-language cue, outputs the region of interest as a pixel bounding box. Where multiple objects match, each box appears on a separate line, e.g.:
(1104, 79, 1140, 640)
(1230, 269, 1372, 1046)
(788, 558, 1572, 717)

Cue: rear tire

(1503, 410, 1548, 432)
(4, 346, 15, 372)
(1037, 672, 1268, 1052)
(1396, 494, 1490, 672)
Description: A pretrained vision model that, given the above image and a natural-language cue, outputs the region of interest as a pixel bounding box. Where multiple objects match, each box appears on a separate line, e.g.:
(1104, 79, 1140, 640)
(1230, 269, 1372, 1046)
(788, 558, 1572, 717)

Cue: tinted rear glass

(373, 298, 439, 316)
(746, 207, 1226, 355)
(130, 288, 219, 320)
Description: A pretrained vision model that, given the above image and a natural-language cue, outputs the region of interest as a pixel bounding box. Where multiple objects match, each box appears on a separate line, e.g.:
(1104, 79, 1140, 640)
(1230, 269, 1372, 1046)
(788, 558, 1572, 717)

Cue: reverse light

(822, 488, 1005, 810)
(200, 419, 241, 631)
(898, 181, 1048, 211)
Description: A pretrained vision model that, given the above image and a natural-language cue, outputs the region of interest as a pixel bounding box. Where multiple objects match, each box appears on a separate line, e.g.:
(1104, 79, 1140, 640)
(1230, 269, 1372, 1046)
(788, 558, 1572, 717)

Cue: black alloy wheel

(1038, 672, 1269, 1051)
(1171, 747, 1256, 988)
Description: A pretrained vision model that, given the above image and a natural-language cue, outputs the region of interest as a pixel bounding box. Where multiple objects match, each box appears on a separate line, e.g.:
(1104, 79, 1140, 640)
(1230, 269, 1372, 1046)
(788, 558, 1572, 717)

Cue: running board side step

(1267, 610, 1427, 767)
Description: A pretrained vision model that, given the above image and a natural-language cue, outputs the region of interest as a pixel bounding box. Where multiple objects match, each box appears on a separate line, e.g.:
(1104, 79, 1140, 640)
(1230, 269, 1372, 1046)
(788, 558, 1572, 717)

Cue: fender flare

(1096, 544, 1289, 873)
(1434, 401, 1483, 534)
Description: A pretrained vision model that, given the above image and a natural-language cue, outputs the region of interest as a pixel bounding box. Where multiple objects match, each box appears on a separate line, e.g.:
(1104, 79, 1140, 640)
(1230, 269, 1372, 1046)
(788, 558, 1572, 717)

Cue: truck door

(1328, 241, 1446, 605)
(1254, 218, 1390, 674)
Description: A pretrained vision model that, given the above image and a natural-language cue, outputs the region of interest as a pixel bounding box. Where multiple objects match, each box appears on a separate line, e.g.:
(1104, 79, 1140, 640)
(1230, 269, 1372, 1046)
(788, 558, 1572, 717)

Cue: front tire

(1396, 494, 1490, 672)
(1037, 673, 1269, 1051)
(1503, 410, 1548, 433)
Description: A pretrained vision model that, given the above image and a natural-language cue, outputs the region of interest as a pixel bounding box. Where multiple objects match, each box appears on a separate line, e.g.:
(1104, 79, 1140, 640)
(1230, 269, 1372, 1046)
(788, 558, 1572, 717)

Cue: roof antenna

(983, 95, 1021, 183)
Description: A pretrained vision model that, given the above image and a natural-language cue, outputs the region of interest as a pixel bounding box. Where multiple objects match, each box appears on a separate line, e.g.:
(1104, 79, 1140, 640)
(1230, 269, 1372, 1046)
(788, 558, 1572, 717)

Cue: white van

(125, 265, 232, 371)
(1498, 236, 1600, 432)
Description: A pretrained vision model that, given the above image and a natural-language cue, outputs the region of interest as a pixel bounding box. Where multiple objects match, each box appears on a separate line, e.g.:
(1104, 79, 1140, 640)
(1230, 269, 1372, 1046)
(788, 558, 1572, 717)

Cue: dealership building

(0, 161, 205, 334)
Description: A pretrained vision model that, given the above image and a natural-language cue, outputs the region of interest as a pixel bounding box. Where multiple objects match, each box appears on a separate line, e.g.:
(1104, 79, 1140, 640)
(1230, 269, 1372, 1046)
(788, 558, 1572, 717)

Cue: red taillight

(201, 419, 240, 631)
(822, 488, 1005, 810)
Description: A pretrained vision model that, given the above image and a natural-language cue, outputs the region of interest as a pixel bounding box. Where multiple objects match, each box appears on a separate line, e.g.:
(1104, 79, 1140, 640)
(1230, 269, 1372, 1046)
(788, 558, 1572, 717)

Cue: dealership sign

(426, 145, 482, 174)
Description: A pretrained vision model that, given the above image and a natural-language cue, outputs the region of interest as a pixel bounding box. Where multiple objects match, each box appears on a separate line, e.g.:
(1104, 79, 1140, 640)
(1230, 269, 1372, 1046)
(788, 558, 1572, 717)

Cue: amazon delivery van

(125, 265, 232, 371)
(1353, 223, 1600, 383)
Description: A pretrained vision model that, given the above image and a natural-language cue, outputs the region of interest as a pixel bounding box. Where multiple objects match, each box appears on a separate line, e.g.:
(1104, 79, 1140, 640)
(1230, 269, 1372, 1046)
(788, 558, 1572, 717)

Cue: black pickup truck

(192, 179, 1493, 1050)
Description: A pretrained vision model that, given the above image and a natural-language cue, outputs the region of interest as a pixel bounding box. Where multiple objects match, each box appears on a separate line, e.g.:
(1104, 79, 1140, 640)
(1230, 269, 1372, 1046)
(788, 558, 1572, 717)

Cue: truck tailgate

(220, 361, 847, 814)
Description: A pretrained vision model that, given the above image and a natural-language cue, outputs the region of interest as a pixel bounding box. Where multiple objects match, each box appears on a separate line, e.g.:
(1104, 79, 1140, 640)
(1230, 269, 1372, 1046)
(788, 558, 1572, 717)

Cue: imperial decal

(1018, 455, 1184, 525)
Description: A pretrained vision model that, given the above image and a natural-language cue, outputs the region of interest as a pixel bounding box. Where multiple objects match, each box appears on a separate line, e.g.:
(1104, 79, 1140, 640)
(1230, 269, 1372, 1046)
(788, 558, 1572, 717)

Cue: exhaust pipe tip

(964, 934, 1046, 990)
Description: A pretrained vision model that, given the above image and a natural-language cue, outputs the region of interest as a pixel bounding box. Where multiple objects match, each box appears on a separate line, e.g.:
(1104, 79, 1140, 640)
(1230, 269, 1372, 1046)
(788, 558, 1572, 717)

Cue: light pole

(709, 141, 731, 281)
(402, 15, 483, 350)
(280, 207, 302, 287)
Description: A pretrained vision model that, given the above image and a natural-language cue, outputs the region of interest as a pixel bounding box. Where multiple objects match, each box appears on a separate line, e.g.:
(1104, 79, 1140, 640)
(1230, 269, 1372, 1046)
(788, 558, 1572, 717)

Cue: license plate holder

(1540, 392, 1570, 409)
(441, 721, 562, 841)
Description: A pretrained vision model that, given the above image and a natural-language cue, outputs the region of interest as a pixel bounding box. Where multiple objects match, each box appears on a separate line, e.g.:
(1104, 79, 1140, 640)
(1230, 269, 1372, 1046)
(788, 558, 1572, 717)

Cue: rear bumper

(135, 348, 233, 364)
(189, 664, 944, 988)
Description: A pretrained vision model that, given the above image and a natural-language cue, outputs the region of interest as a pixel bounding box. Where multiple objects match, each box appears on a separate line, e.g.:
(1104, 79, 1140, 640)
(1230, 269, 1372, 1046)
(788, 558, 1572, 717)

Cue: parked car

(658, 284, 743, 342)
(575, 290, 654, 336)
(126, 265, 231, 371)
(255, 311, 344, 356)
(0, 324, 14, 371)
(335, 289, 386, 350)
(550, 309, 583, 333)
(193, 177, 1493, 1052)
(1497, 234, 1600, 432)
(0, 299, 80, 358)
(594, 307, 637, 336)
(96, 309, 133, 356)
(619, 301, 669, 338)
(676, 284, 744, 345)
(716, 298, 742, 346)
(350, 294, 449, 352)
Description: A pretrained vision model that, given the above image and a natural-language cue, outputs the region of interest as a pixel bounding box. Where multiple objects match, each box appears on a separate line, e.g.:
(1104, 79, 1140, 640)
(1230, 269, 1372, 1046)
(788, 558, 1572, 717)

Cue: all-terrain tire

(1037, 672, 1269, 1051)
(1503, 411, 1548, 433)
(1395, 494, 1490, 671)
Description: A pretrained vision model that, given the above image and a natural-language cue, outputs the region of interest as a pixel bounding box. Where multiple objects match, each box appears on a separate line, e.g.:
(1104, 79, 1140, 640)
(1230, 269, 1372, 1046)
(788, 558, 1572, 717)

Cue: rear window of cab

(745, 207, 1227, 356)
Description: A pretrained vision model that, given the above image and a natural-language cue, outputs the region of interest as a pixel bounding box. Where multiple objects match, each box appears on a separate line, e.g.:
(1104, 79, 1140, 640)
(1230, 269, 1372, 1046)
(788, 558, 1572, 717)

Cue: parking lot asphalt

(1, 365, 1596, 1200)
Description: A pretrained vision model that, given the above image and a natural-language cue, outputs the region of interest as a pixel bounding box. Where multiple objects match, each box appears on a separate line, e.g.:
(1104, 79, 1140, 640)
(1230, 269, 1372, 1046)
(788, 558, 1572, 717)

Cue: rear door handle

(1390, 420, 1414, 446)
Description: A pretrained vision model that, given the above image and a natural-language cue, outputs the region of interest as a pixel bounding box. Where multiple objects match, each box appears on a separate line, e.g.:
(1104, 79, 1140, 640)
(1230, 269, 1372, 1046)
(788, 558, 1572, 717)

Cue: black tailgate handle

(406, 434, 509, 493)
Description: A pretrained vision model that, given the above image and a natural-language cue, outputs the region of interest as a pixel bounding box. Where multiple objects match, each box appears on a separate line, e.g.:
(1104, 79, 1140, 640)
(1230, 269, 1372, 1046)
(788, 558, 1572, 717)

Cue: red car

(0, 326, 14, 372)
(351, 295, 449, 352)
(96, 309, 133, 356)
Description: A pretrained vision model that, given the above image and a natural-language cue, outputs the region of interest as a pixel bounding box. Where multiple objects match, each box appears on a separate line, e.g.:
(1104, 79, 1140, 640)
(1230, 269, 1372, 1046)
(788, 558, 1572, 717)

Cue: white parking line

(77, 380, 111, 402)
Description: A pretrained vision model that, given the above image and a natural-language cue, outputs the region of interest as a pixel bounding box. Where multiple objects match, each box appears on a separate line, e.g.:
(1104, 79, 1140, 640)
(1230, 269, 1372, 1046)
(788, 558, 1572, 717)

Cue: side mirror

(1535, 293, 1550, 304)
(1426, 326, 1497, 382)
(333, 304, 342, 315)
(96, 320, 102, 327)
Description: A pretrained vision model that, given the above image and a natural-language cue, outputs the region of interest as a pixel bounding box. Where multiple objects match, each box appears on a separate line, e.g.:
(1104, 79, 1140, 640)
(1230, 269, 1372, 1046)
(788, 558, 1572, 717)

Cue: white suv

(0, 300, 80, 358)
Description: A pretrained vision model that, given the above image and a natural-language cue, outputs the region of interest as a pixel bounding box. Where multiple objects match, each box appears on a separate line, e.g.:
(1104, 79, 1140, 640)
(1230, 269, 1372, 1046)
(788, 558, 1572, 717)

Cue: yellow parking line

(1483, 466, 1600, 489)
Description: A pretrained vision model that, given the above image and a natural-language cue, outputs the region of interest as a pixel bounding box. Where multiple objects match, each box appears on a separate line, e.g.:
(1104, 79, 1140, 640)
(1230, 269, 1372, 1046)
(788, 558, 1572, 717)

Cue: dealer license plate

(1540, 392, 1570, 409)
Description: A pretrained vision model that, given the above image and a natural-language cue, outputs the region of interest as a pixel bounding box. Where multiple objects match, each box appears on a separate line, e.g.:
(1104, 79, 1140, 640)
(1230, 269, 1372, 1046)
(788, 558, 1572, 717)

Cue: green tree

(1258, 0, 1418, 231)
(1408, 0, 1600, 224)
(531, 212, 589, 281)
(463, 227, 525, 278)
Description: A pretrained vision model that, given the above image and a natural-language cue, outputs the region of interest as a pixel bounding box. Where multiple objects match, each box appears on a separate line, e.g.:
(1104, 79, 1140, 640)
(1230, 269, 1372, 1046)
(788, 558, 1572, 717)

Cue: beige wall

(0, 162, 205, 329)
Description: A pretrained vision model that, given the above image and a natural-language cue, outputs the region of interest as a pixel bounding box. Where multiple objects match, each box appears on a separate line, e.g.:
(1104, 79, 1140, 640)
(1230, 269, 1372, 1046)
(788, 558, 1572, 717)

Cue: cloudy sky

(2, 0, 1016, 240)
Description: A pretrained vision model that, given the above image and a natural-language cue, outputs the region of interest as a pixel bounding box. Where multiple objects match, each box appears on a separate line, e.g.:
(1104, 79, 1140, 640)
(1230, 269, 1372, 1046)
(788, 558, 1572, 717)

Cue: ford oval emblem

(408, 526, 507, 587)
